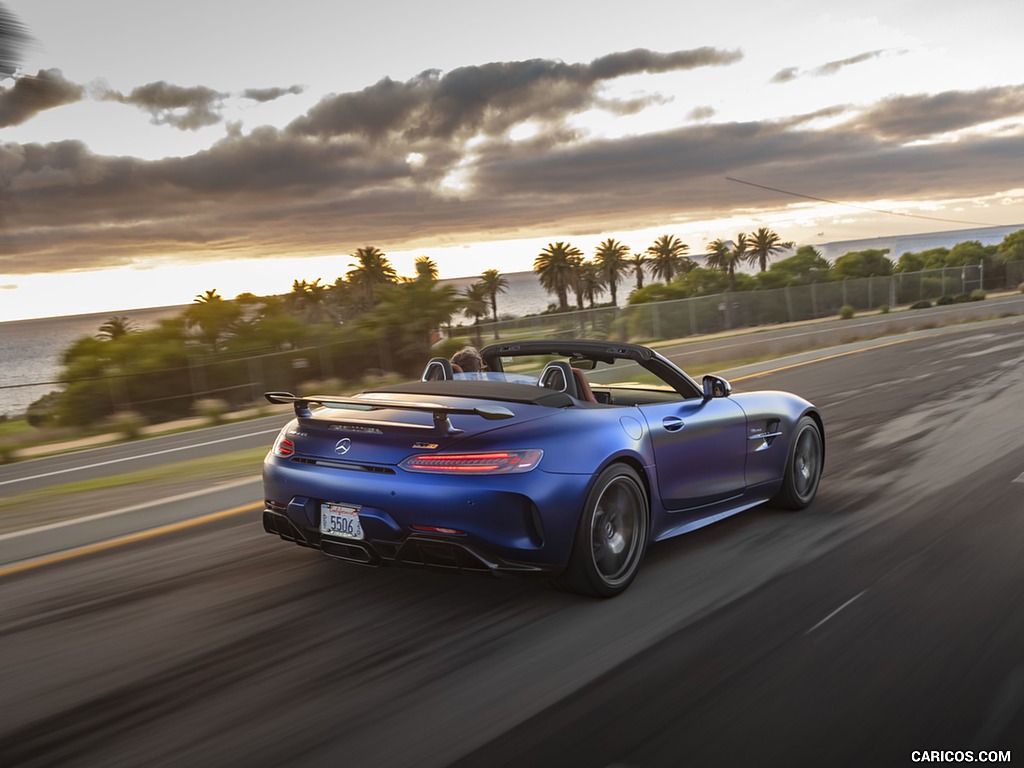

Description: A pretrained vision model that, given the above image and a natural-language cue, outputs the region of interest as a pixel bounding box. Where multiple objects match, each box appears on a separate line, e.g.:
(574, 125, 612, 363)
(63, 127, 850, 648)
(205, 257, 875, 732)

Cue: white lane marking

(0, 430, 278, 488)
(805, 590, 868, 635)
(0, 476, 261, 541)
(1014, 473, 1024, 484)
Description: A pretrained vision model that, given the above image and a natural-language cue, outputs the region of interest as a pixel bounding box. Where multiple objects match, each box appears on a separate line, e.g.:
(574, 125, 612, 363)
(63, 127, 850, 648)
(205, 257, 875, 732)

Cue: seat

(538, 361, 579, 400)
(571, 367, 598, 403)
(422, 357, 454, 381)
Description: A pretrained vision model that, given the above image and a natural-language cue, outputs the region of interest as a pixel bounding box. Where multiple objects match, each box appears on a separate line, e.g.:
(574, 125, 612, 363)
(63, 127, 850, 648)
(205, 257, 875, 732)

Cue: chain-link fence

(479, 261, 1023, 342)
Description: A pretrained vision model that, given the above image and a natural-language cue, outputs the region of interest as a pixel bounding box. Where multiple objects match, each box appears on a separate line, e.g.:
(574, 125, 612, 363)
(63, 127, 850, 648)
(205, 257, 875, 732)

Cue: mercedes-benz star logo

(334, 438, 352, 455)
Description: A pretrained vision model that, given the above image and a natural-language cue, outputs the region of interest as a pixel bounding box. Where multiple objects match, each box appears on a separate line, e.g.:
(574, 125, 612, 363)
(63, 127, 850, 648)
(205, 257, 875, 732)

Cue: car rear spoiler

(264, 391, 514, 434)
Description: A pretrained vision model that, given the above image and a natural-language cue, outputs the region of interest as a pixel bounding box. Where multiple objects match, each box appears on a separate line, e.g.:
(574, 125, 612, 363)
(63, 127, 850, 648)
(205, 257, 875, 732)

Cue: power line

(725, 176, 996, 227)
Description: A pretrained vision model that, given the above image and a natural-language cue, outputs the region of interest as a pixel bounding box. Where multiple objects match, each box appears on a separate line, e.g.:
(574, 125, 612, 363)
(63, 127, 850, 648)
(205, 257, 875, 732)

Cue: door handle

(662, 416, 685, 432)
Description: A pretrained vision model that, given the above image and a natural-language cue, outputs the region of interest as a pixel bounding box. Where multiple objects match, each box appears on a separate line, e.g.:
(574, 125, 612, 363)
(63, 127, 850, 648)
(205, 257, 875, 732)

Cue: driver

(450, 346, 485, 375)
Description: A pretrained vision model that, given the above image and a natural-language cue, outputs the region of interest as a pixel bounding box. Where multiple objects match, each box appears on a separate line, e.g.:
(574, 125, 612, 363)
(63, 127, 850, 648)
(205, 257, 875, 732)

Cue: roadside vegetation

(17, 228, 1024, 445)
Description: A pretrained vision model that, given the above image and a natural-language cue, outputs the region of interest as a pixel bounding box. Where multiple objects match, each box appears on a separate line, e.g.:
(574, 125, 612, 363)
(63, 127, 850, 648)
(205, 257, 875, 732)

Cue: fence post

(785, 285, 794, 322)
(688, 299, 697, 335)
(868, 277, 873, 309)
(811, 282, 818, 318)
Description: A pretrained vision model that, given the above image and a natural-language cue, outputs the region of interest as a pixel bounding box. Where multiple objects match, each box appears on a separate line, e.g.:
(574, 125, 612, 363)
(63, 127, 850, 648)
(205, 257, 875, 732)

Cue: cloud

(287, 47, 742, 142)
(845, 85, 1024, 139)
(0, 69, 84, 127)
(2, 57, 1023, 276)
(100, 81, 228, 130)
(772, 50, 899, 84)
(242, 85, 306, 102)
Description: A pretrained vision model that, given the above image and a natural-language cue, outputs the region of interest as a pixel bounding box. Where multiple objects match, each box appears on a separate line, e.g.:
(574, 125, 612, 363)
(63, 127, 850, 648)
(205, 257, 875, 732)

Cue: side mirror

(702, 374, 732, 400)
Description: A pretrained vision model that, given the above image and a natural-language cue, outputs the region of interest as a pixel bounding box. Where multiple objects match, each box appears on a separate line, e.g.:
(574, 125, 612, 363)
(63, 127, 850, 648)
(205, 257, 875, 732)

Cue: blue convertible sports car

(262, 340, 824, 597)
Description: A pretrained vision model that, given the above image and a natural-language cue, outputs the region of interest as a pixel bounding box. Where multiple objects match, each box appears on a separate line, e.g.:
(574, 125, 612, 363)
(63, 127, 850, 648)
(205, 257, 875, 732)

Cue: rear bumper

(263, 508, 558, 574)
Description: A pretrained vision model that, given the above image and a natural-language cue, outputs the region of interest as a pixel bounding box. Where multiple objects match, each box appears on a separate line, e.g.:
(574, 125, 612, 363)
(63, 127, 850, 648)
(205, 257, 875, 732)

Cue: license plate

(320, 503, 364, 540)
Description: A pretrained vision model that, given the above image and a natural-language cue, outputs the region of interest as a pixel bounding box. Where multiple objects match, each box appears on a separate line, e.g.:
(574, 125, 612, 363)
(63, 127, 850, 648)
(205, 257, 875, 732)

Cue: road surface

(1, 318, 1022, 767)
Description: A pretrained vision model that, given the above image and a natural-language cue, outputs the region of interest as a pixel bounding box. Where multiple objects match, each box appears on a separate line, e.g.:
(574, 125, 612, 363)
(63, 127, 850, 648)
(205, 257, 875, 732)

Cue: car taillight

(272, 433, 295, 457)
(399, 449, 542, 474)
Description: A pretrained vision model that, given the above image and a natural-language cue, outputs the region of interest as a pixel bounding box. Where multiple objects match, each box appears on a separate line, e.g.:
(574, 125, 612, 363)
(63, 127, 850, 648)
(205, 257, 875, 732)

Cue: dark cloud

(846, 85, 1024, 139)
(100, 81, 228, 130)
(2, 59, 1022, 275)
(772, 50, 899, 84)
(242, 85, 306, 102)
(288, 47, 741, 142)
(0, 69, 84, 127)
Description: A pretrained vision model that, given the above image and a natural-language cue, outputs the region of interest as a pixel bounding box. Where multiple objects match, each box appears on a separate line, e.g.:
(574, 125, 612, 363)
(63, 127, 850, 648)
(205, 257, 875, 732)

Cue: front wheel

(771, 415, 823, 510)
(555, 464, 649, 598)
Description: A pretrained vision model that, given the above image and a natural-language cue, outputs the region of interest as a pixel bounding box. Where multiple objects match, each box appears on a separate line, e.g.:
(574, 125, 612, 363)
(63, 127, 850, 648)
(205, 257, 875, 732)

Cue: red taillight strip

(273, 436, 295, 457)
(399, 449, 541, 475)
(406, 452, 519, 472)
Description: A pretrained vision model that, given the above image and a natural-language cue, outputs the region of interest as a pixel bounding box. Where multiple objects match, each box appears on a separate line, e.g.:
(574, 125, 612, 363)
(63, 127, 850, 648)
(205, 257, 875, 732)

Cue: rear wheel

(771, 415, 823, 509)
(554, 464, 649, 598)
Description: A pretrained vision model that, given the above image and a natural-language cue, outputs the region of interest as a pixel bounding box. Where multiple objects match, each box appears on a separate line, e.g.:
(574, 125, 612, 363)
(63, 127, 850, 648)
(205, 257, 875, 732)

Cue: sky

(2, 0, 1024, 321)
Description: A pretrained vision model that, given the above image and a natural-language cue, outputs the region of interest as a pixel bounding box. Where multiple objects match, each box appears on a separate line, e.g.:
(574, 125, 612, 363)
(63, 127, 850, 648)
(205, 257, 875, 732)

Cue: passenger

(451, 346, 485, 375)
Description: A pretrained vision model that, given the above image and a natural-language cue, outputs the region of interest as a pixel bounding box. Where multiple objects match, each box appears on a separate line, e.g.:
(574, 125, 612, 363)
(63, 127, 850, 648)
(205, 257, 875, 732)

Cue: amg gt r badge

(412, 442, 439, 450)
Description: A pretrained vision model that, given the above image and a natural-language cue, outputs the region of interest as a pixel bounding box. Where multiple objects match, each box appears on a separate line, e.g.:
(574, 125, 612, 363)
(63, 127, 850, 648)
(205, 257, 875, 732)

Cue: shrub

(909, 300, 932, 310)
(879, 304, 891, 314)
(839, 305, 855, 320)
(1019, 282, 1024, 294)
(194, 398, 229, 425)
(969, 289, 987, 301)
(936, 295, 955, 306)
(953, 293, 971, 303)
(0, 441, 15, 465)
(109, 410, 146, 439)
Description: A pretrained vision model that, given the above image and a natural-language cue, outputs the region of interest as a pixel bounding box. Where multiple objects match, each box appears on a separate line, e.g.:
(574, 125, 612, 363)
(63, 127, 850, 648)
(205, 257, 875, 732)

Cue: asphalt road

(1, 319, 1023, 767)
(0, 414, 289, 496)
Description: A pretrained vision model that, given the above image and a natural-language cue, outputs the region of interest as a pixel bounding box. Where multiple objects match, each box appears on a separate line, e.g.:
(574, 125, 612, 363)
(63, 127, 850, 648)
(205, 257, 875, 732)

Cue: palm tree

(479, 268, 509, 338)
(461, 282, 490, 346)
(705, 238, 745, 292)
(746, 227, 794, 272)
(414, 256, 439, 283)
(346, 246, 398, 306)
(289, 278, 330, 323)
(194, 289, 223, 304)
(97, 316, 136, 341)
(594, 238, 630, 306)
(646, 234, 691, 283)
(186, 289, 239, 350)
(534, 241, 583, 311)
(577, 261, 606, 308)
(479, 268, 509, 323)
(629, 253, 647, 291)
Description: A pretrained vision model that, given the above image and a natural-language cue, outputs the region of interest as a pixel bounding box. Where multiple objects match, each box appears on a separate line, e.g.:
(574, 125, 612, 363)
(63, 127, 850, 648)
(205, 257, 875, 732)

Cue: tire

(771, 415, 823, 510)
(554, 464, 649, 598)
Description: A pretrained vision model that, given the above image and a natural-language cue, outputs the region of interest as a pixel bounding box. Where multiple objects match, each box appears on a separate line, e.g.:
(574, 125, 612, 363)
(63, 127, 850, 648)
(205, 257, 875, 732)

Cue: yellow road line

(0, 502, 262, 579)
(729, 338, 916, 382)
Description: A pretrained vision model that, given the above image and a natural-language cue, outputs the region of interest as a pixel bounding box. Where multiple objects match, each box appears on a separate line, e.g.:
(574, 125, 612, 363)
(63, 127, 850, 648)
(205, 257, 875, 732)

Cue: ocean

(0, 271, 556, 418)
